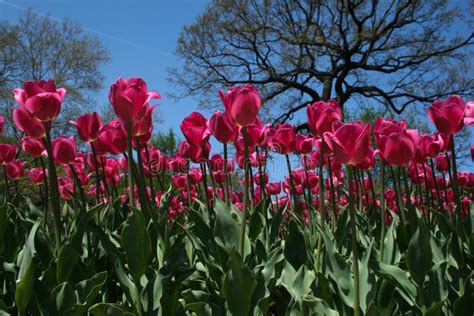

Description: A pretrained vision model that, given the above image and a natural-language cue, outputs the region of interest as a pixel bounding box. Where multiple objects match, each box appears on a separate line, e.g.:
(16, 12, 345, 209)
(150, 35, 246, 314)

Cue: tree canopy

(170, 0, 473, 127)
(0, 10, 110, 133)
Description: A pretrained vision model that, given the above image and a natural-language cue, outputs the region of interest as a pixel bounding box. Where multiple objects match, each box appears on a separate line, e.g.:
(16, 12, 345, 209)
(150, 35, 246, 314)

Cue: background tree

(169, 0, 473, 129)
(0, 10, 110, 135)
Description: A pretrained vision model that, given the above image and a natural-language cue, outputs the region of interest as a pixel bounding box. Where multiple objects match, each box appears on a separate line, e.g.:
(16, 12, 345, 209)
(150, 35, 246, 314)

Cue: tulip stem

(326, 157, 337, 228)
(429, 159, 442, 209)
(450, 135, 462, 222)
(239, 127, 250, 256)
(347, 165, 360, 316)
(285, 154, 299, 214)
(43, 124, 61, 251)
(379, 164, 386, 260)
(315, 142, 326, 272)
(2, 165, 9, 201)
(223, 143, 229, 207)
(39, 157, 49, 221)
(69, 165, 86, 214)
(125, 122, 135, 208)
(90, 142, 102, 203)
(186, 161, 192, 208)
(200, 162, 212, 211)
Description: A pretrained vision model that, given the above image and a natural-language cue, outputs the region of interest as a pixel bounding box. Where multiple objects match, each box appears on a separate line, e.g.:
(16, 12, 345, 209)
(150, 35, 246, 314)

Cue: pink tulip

(0, 115, 4, 133)
(180, 112, 210, 146)
(51, 136, 76, 165)
(219, 84, 261, 127)
(0, 144, 17, 165)
(21, 137, 45, 157)
(323, 121, 371, 166)
(12, 108, 45, 139)
(428, 95, 466, 135)
(269, 124, 296, 154)
(307, 100, 342, 137)
(464, 101, 474, 126)
(28, 167, 46, 185)
(13, 80, 66, 122)
(208, 111, 238, 144)
(5, 160, 24, 180)
(413, 134, 444, 163)
(295, 134, 313, 155)
(108, 77, 160, 122)
(70, 112, 102, 143)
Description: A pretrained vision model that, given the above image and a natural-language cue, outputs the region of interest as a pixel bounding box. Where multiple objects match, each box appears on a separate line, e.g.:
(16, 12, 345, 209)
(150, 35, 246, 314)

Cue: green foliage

(0, 190, 472, 315)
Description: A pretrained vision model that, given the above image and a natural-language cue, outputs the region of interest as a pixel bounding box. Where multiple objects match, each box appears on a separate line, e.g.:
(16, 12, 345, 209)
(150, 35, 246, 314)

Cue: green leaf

(301, 296, 339, 316)
(453, 274, 473, 315)
(56, 244, 80, 283)
(406, 220, 432, 286)
(47, 282, 75, 313)
(279, 262, 315, 301)
(222, 250, 257, 316)
(70, 271, 108, 315)
(213, 198, 240, 252)
(284, 221, 307, 269)
(121, 209, 151, 281)
(14, 262, 35, 312)
(88, 303, 125, 315)
(359, 241, 376, 313)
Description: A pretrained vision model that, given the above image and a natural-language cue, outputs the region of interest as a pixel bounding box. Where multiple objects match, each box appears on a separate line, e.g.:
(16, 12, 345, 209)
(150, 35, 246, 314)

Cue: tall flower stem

(326, 157, 337, 227)
(125, 122, 135, 208)
(285, 154, 299, 213)
(239, 127, 251, 256)
(429, 159, 441, 208)
(315, 143, 326, 272)
(69, 165, 86, 214)
(200, 162, 212, 211)
(348, 165, 360, 316)
(390, 166, 406, 228)
(43, 124, 61, 251)
(2, 165, 9, 201)
(90, 142, 102, 203)
(379, 164, 386, 259)
(144, 144, 156, 200)
(223, 143, 229, 206)
(449, 135, 462, 221)
(186, 161, 192, 208)
(39, 157, 49, 219)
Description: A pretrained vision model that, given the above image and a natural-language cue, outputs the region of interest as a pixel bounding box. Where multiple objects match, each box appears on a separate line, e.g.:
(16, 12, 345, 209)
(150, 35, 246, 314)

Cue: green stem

(125, 122, 135, 208)
(69, 164, 86, 214)
(223, 143, 229, 207)
(348, 165, 360, 316)
(239, 127, 250, 256)
(43, 124, 61, 251)
(379, 164, 386, 260)
(450, 135, 462, 222)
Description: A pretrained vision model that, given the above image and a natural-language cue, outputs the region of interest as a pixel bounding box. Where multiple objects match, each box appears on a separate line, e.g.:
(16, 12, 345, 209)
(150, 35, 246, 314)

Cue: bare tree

(169, 0, 474, 128)
(0, 10, 110, 134)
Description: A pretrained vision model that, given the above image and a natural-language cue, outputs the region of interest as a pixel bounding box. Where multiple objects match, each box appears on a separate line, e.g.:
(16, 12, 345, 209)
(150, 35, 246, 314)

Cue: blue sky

(1, 0, 471, 176)
(0, 0, 212, 132)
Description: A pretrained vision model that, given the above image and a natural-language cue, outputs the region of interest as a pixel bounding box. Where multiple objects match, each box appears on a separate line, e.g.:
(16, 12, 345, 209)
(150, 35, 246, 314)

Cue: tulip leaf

(121, 209, 151, 281)
(70, 271, 107, 315)
(57, 244, 80, 283)
(284, 220, 307, 269)
(14, 262, 35, 312)
(46, 282, 75, 313)
(222, 250, 257, 316)
(406, 220, 432, 286)
(213, 198, 240, 252)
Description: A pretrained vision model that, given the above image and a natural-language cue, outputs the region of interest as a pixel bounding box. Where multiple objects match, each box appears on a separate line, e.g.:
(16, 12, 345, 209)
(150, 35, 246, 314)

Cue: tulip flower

(12, 108, 46, 139)
(307, 100, 342, 137)
(133, 104, 156, 137)
(98, 123, 127, 155)
(270, 124, 296, 154)
(208, 111, 238, 144)
(58, 176, 73, 200)
(51, 136, 77, 165)
(219, 84, 261, 127)
(428, 95, 466, 135)
(13, 80, 66, 122)
(21, 137, 45, 158)
(464, 101, 474, 126)
(180, 112, 210, 146)
(0, 115, 3, 133)
(295, 134, 313, 155)
(0, 144, 17, 165)
(413, 134, 444, 163)
(5, 160, 25, 180)
(323, 121, 371, 166)
(28, 167, 46, 185)
(108, 77, 160, 122)
(70, 112, 102, 143)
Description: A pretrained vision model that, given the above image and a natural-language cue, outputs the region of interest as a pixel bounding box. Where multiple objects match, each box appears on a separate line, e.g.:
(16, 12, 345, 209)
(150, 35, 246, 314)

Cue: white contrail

(0, 0, 173, 58)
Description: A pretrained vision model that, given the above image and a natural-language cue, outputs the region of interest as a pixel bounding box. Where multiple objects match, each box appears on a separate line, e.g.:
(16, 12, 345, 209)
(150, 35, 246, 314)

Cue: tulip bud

(51, 136, 77, 165)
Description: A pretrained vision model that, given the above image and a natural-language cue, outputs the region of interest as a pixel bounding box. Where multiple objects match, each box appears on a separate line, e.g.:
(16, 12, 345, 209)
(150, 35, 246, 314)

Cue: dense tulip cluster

(0, 77, 473, 314)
